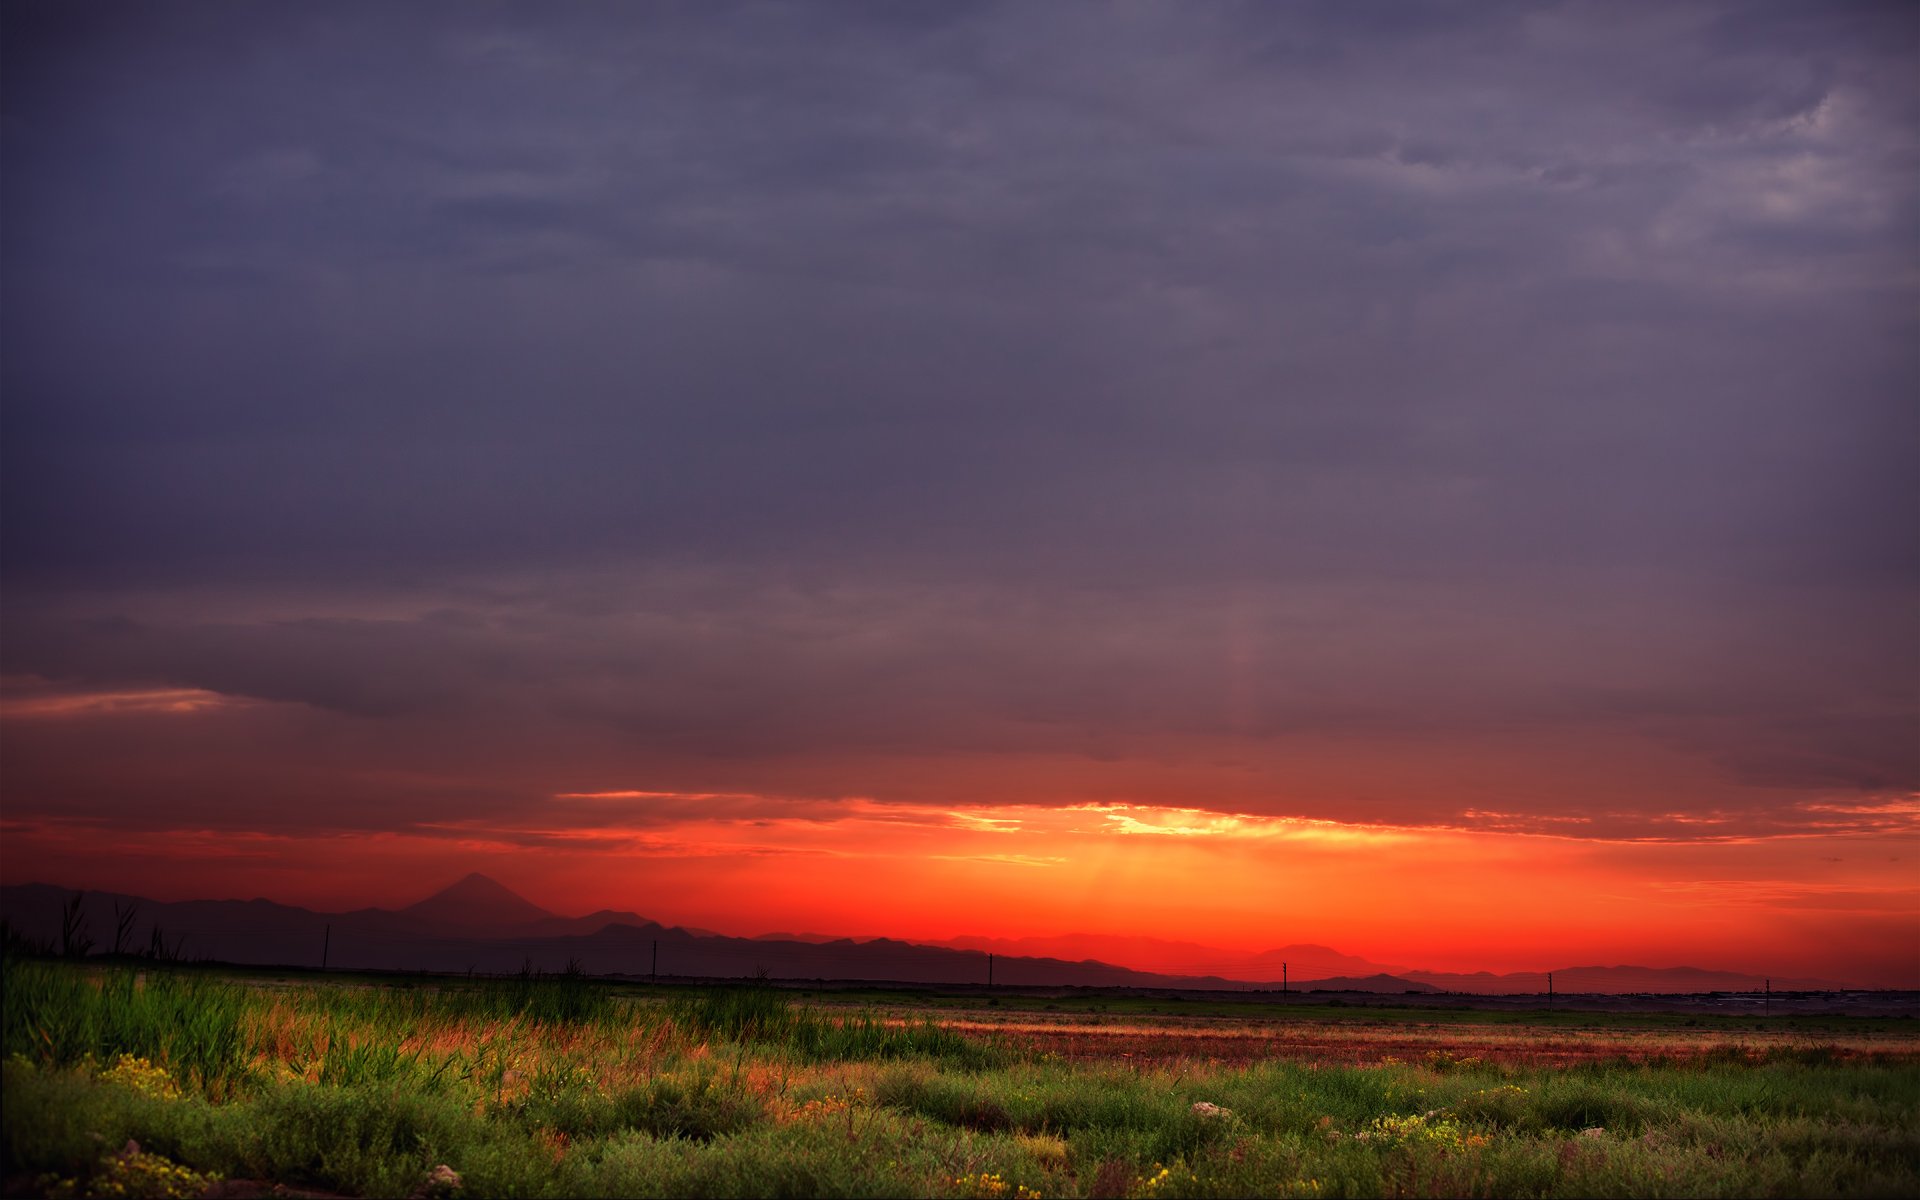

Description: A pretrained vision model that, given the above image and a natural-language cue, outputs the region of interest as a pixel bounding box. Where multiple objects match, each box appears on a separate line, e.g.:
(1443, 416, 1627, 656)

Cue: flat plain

(4, 957, 1917, 1198)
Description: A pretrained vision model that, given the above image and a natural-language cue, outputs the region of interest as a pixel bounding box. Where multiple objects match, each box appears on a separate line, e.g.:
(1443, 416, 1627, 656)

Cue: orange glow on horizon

(4, 792, 1913, 987)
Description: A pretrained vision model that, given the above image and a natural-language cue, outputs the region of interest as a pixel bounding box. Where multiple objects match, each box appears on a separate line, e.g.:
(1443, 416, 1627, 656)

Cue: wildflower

(952, 1167, 1013, 1190)
(954, 1172, 1032, 1198)
(40, 1141, 218, 1200)
(98, 1055, 181, 1101)
(1359, 1112, 1489, 1152)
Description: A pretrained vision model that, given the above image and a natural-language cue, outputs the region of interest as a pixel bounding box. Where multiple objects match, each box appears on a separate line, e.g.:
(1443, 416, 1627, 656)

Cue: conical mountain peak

(400, 872, 557, 933)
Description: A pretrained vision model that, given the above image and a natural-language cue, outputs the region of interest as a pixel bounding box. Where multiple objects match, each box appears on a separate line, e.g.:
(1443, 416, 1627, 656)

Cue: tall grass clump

(668, 978, 802, 1043)
(431, 960, 613, 1026)
(789, 1010, 1005, 1068)
(667, 980, 1003, 1067)
(2, 959, 250, 1093)
(307, 960, 617, 1028)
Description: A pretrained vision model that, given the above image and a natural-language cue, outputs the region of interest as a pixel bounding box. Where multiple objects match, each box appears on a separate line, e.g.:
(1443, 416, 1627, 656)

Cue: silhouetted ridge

(0, 881, 1861, 991)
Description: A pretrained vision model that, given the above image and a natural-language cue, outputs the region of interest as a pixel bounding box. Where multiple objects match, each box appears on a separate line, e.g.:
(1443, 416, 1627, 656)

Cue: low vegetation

(3, 956, 1916, 1197)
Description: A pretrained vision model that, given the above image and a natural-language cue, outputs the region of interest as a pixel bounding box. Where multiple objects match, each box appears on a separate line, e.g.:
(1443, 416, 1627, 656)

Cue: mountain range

(0, 874, 1847, 993)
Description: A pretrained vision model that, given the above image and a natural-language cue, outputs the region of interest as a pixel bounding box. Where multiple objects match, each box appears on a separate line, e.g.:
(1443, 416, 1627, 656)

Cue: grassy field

(3, 958, 1917, 1198)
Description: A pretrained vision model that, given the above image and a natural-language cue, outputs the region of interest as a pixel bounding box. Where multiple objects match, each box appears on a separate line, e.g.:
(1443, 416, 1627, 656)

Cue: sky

(2, 1, 1915, 986)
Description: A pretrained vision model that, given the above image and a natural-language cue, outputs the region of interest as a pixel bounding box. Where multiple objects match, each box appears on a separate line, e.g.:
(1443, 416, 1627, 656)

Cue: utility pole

(988, 952, 994, 988)
(1282, 962, 1288, 995)
(321, 924, 330, 971)
(1546, 972, 1553, 1007)
(1765, 979, 1770, 1017)
(651, 939, 658, 980)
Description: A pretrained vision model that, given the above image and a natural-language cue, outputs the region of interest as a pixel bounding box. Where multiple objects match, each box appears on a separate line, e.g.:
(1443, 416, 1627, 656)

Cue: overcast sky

(2, 1, 1915, 898)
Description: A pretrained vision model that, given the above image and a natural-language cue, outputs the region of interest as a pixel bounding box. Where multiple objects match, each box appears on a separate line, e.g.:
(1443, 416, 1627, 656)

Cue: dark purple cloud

(2, 1, 1914, 839)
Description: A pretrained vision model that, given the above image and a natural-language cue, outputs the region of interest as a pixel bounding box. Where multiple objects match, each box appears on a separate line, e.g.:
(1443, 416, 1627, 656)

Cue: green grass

(2, 957, 253, 1095)
(3, 958, 1916, 1198)
(667, 978, 1006, 1068)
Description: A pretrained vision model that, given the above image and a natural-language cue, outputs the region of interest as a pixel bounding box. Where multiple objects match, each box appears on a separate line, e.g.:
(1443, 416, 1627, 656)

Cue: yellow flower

(49, 1144, 219, 1200)
(99, 1056, 182, 1101)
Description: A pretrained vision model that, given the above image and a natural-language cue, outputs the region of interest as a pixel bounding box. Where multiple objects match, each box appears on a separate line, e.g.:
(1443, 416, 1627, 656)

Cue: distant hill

(926, 933, 1405, 981)
(0, 878, 1852, 992)
(1243, 945, 1413, 978)
(1402, 965, 1844, 995)
(0, 880, 1198, 986)
(1298, 973, 1441, 993)
(524, 909, 661, 938)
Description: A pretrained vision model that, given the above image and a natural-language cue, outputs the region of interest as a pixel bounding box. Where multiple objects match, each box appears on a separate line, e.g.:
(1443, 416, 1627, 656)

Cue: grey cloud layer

(2, 1, 1913, 834)
(4, 570, 1911, 839)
